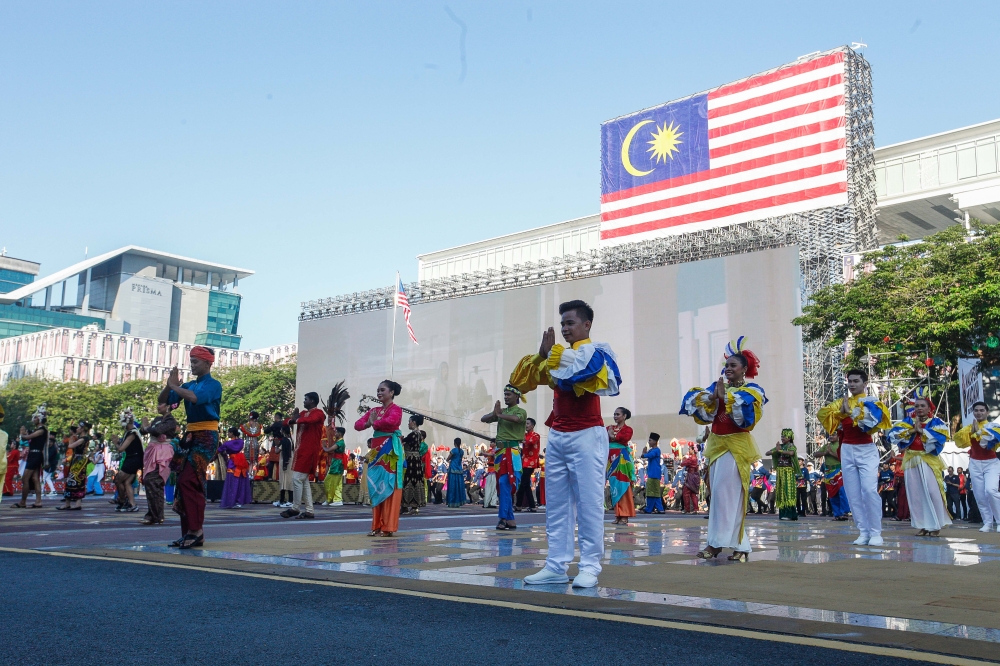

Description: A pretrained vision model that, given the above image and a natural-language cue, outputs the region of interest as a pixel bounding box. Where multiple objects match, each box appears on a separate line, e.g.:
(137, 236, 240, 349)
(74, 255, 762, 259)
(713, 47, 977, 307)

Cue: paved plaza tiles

(5, 505, 999, 663)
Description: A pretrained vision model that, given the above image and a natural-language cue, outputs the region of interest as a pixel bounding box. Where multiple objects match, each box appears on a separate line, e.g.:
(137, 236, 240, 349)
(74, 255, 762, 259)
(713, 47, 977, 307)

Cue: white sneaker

(571, 571, 599, 588)
(523, 568, 570, 585)
(867, 535, 884, 547)
(281, 502, 293, 508)
(272, 501, 281, 507)
(332, 501, 343, 506)
(852, 534, 870, 545)
(321, 501, 329, 506)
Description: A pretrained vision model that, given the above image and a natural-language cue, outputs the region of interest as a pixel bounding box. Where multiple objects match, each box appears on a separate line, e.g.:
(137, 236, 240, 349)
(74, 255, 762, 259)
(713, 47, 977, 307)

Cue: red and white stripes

(601, 51, 849, 244)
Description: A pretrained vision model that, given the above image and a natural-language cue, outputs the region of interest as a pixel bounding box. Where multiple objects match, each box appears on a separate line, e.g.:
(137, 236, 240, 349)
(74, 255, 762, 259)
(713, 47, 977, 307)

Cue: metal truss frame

(300, 48, 877, 448)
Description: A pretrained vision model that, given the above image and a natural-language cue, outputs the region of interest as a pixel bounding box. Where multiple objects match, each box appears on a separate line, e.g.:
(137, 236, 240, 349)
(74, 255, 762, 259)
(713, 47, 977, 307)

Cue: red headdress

(724, 336, 760, 379)
(190, 346, 216, 364)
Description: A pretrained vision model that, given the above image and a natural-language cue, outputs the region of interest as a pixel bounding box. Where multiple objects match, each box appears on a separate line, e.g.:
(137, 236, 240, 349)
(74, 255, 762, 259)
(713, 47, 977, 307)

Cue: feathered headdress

(323, 380, 351, 425)
(32, 404, 48, 423)
(119, 407, 136, 428)
(723, 336, 760, 379)
(912, 385, 936, 413)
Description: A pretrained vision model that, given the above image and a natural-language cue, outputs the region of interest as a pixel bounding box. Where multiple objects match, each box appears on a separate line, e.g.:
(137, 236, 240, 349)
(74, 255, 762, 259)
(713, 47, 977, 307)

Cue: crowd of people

(3, 299, 1000, 589)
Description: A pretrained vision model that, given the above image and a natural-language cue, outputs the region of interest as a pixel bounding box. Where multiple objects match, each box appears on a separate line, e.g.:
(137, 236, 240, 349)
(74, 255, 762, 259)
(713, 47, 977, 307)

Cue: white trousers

(707, 452, 752, 551)
(543, 426, 608, 577)
(969, 457, 1000, 528)
(840, 443, 883, 538)
(905, 462, 951, 531)
(483, 473, 498, 508)
(292, 471, 314, 513)
(42, 471, 56, 493)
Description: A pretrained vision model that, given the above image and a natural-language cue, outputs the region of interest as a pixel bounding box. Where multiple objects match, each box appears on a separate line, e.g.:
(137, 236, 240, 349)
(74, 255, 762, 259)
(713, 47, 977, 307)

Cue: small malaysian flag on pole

(395, 275, 418, 345)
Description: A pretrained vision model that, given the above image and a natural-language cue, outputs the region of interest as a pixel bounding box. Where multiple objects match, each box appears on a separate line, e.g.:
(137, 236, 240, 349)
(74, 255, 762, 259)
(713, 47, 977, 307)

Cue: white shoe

(980, 525, 993, 533)
(523, 568, 570, 585)
(281, 502, 293, 508)
(272, 501, 281, 507)
(332, 501, 343, 506)
(234, 504, 241, 509)
(852, 535, 870, 545)
(867, 535, 884, 547)
(321, 501, 329, 506)
(571, 571, 599, 588)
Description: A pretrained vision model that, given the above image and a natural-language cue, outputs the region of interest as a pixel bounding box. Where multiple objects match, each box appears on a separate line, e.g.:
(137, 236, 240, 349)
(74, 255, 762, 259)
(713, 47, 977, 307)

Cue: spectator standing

(806, 462, 821, 514)
(796, 458, 810, 516)
(957, 466, 969, 521)
(944, 466, 962, 519)
(878, 463, 896, 517)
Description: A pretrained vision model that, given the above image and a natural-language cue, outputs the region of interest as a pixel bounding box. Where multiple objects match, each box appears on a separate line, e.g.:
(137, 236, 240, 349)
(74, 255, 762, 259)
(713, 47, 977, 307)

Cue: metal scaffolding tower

(300, 48, 877, 446)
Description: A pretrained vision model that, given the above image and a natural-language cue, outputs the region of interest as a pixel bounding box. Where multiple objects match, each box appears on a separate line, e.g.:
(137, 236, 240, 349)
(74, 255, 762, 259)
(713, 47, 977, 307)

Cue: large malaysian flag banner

(600, 48, 849, 245)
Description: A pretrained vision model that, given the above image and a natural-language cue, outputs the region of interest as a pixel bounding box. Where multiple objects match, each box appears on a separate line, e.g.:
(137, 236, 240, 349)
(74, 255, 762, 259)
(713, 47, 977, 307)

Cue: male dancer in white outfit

(955, 402, 1000, 532)
(818, 369, 890, 546)
(509, 300, 621, 589)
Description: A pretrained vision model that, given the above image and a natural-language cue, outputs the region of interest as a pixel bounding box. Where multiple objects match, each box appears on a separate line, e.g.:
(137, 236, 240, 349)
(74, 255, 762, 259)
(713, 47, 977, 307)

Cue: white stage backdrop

(297, 246, 806, 455)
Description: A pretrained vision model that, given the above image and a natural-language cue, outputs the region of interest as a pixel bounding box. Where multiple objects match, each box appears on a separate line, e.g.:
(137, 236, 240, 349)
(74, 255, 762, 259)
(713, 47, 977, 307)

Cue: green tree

(214, 362, 297, 429)
(0, 377, 161, 440)
(1, 361, 296, 440)
(793, 221, 1000, 400)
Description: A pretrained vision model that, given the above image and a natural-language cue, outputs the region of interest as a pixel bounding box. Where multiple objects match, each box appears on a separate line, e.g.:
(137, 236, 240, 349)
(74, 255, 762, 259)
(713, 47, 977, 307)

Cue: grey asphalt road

(0, 551, 935, 666)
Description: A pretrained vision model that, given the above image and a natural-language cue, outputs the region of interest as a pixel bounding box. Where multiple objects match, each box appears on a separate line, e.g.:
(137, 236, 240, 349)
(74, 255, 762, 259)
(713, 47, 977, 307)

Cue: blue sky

(2, 1, 998, 349)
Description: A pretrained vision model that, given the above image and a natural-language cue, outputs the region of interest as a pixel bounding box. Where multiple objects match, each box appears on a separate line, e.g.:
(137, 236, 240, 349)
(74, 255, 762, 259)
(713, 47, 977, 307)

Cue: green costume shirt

(496, 405, 527, 442)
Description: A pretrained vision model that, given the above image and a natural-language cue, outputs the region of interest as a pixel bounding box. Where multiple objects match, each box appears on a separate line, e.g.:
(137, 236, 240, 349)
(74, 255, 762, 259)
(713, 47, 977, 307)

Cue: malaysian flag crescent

(396, 276, 418, 345)
(600, 48, 849, 245)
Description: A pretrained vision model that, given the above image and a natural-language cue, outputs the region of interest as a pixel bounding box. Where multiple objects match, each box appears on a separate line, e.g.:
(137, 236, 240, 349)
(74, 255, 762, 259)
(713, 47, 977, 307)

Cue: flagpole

(390, 272, 398, 380)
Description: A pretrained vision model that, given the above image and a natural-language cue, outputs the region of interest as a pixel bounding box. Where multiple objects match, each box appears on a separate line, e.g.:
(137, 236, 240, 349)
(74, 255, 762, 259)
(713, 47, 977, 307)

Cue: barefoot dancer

(680, 337, 767, 563)
(354, 380, 404, 537)
(607, 407, 635, 525)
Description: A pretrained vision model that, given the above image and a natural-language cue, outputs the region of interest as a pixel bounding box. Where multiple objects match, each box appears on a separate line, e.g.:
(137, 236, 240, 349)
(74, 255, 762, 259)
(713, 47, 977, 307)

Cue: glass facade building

(0, 247, 253, 352)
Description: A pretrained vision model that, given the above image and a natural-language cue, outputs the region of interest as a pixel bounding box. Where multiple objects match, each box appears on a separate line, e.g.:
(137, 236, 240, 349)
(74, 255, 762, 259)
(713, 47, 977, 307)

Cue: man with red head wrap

(159, 345, 222, 549)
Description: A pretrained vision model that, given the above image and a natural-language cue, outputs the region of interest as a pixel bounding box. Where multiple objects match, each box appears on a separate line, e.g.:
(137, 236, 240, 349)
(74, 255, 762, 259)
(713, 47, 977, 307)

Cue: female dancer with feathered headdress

(680, 337, 767, 562)
(886, 386, 952, 536)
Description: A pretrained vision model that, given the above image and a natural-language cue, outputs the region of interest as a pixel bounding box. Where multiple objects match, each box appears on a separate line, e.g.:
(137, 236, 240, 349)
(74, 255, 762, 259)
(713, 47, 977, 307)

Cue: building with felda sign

(0, 245, 252, 349)
(0, 246, 268, 385)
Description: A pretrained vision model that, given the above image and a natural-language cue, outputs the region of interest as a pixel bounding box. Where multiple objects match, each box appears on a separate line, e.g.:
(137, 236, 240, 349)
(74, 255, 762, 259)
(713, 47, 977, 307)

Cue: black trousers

(946, 491, 961, 519)
(797, 488, 809, 515)
(516, 467, 536, 509)
(881, 490, 896, 517)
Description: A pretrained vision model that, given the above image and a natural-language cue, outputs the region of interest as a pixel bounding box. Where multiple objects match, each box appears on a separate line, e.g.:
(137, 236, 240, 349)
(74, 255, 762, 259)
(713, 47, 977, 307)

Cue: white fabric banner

(958, 356, 985, 428)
